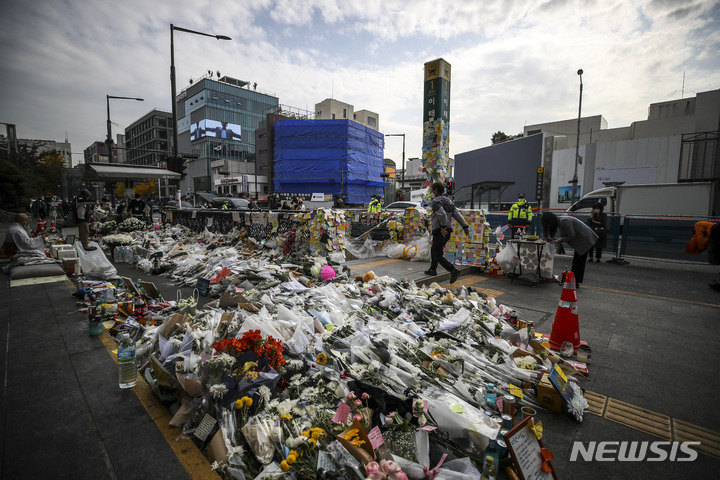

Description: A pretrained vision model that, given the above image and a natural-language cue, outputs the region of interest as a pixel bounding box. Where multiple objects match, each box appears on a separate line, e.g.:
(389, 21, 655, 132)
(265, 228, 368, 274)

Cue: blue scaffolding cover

(273, 119, 386, 204)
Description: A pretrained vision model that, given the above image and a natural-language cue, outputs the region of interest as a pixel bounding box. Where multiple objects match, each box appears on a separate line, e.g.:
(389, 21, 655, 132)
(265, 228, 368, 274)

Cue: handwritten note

(507, 420, 554, 480)
(368, 426, 385, 449)
(332, 402, 351, 424)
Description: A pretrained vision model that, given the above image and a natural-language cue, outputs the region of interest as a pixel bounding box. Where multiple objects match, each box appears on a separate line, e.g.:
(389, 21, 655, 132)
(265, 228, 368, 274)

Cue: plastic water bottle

(485, 383, 497, 411)
(118, 333, 138, 389)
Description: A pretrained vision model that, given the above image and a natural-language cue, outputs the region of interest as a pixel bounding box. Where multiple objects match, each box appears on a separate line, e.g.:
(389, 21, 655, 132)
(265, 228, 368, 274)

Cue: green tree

(491, 131, 524, 144)
(0, 157, 27, 211)
(0, 144, 66, 211)
(491, 131, 511, 144)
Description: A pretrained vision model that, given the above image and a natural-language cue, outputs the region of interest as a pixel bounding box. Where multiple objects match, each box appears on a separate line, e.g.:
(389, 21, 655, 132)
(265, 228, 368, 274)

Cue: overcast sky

(1, 0, 718, 168)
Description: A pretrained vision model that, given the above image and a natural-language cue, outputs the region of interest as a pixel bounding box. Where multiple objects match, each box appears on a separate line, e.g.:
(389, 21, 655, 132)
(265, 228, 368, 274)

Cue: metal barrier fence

(168, 208, 716, 264)
(485, 211, 714, 264)
(620, 215, 714, 262)
(169, 209, 304, 237)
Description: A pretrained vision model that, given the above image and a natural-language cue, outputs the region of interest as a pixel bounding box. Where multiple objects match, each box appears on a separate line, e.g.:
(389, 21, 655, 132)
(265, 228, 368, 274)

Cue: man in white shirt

(6, 213, 46, 254)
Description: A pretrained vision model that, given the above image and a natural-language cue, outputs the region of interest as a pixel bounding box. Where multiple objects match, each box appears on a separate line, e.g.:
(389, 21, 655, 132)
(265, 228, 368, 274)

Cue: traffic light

(166, 156, 187, 180)
(446, 181, 454, 195)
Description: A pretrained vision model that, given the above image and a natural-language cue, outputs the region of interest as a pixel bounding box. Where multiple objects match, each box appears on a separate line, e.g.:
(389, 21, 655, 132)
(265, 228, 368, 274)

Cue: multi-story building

(0, 136, 73, 167)
(84, 141, 111, 164)
(176, 73, 279, 196)
(454, 88, 720, 212)
(315, 98, 379, 130)
(254, 105, 313, 196)
(124, 109, 173, 167)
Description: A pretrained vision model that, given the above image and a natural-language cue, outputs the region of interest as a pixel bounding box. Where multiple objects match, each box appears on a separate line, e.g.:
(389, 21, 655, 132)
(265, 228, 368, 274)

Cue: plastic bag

(74, 241, 117, 279)
(435, 458, 482, 480)
(383, 243, 407, 259)
(495, 243, 519, 273)
(409, 236, 431, 262)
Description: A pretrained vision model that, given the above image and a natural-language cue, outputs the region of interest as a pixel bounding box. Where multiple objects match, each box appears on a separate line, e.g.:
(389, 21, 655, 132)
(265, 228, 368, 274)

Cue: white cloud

(0, 0, 717, 169)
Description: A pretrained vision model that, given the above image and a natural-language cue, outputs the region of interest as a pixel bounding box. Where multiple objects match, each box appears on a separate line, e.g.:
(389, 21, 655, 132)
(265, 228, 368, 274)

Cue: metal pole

(170, 24, 178, 160)
(106, 95, 112, 144)
(571, 69, 583, 203)
(169, 24, 231, 192)
(401, 133, 405, 197)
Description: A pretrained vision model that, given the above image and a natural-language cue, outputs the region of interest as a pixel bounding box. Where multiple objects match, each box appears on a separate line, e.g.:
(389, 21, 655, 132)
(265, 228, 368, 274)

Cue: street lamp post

(170, 24, 231, 191)
(106, 95, 143, 161)
(570, 69, 584, 203)
(385, 133, 405, 198)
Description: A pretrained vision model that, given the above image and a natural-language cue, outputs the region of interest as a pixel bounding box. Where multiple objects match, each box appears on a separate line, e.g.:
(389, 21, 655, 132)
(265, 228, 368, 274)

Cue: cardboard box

(57, 249, 78, 261)
(52, 244, 75, 259)
(537, 373, 563, 413)
(62, 257, 79, 275)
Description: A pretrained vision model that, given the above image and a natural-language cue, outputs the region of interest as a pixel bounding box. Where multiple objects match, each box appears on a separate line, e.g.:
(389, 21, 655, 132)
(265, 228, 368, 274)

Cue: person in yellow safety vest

(508, 193, 533, 239)
(222, 202, 229, 210)
(367, 194, 382, 213)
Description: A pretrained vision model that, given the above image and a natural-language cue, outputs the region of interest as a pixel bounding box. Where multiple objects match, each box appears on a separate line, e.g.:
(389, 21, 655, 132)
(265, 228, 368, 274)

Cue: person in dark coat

(587, 202, 607, 262)
(542, 212, 598, 287)
(128, 194, 147, 221)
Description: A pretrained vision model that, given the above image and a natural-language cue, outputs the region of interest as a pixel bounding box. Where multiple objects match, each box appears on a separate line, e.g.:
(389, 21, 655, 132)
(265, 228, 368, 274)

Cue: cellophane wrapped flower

(281, 423, 328, 479)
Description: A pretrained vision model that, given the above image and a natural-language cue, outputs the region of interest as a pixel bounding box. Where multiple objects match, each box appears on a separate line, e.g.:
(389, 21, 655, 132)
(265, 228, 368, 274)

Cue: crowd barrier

(167, 208, 716, 264)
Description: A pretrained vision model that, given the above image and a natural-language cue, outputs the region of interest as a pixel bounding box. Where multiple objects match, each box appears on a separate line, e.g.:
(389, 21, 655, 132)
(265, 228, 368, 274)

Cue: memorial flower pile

(90, 219, 586, 479)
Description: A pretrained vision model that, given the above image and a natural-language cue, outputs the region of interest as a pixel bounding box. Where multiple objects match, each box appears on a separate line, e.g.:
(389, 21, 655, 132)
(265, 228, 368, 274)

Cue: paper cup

(521, 406, 537, 420)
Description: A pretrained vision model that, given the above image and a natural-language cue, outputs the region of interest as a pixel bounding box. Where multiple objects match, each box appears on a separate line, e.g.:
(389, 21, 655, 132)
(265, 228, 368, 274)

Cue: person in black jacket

(128, 194, 147, 221)
(587, 202, 607, 263)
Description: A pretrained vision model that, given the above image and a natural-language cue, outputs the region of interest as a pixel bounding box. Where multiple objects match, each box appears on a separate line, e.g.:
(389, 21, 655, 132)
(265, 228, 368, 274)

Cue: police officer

(508, 193, 533, 239)
(367, 194, 382, 213)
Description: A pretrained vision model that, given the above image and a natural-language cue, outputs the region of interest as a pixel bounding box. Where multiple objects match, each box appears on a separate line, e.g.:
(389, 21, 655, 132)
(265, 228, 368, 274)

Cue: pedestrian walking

(424, 182, 470, 284)
(541, 212, 598, 287)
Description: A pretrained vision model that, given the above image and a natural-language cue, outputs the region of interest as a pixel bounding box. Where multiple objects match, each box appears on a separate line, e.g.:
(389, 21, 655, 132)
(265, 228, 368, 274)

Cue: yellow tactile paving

(673, 419, 720, 460)
(451, 275, 487, 288)
(71, 283, 220, 479)
(446, 275, 505, 297)
(584, 390, 608, 417)
(350, 258, 403, 269)
(99, 329, 221, 479)
(603, 398, 672, 440)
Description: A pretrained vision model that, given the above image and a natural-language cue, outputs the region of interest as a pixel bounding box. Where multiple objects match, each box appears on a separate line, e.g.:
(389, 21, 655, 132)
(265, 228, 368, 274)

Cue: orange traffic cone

(49, 218, 56, 233)
(549, 271, 581, 353)
(35, 217, 45, 235)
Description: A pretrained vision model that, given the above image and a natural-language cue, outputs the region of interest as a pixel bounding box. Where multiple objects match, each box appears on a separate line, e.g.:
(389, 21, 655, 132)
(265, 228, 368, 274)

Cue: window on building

(332, 114, 336, 119)
(367, 116, 377, 127)
(343, 108, 347, 118)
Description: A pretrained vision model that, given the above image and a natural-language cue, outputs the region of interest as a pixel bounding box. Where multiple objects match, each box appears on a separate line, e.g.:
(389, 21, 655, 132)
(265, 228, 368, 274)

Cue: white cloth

(6, 223, 45, 254)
